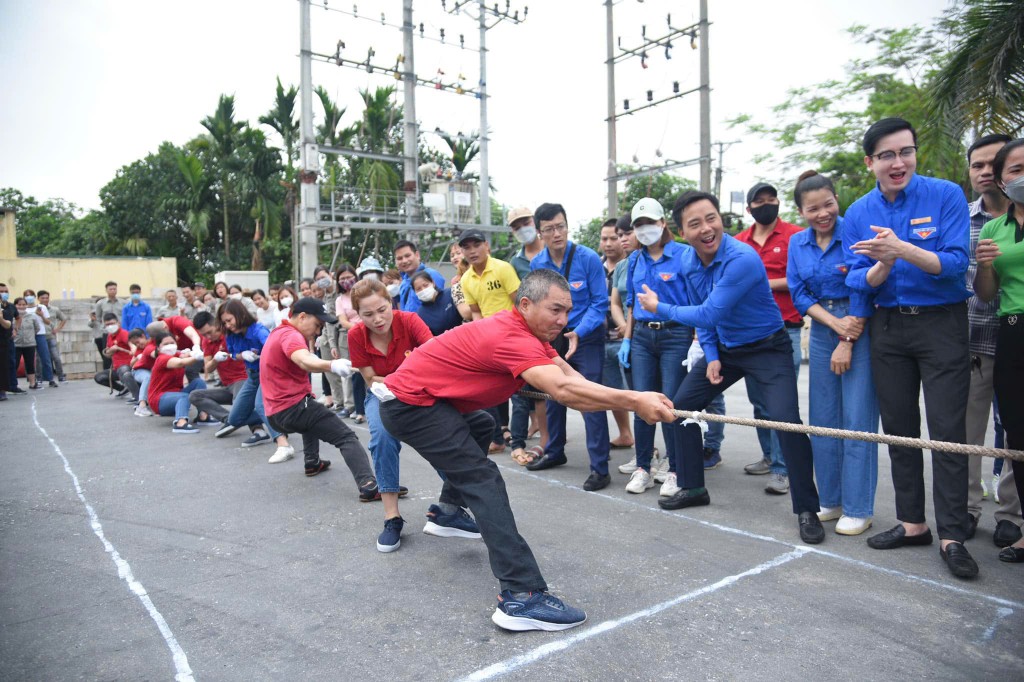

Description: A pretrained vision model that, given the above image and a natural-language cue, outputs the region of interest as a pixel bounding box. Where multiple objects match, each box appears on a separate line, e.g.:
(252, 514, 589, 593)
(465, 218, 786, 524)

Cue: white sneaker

(652, 449, 669, 483)
(835, 515, 872, 536)
(817, 506, 842, 522)
(268, 445, 295, 464)
(981, 476, 989, 499)
(617, 455, 638, 474)
(133, 404, 153, 417)
(659, 472, 681, 497)
(625, 468, 654, 494)
(993, 474, 1001, 504)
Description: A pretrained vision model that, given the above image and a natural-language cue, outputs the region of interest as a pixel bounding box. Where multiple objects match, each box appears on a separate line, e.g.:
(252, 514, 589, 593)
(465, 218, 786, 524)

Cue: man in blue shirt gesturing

(844, 117, 977, 579)
(637, 191, 825, 545)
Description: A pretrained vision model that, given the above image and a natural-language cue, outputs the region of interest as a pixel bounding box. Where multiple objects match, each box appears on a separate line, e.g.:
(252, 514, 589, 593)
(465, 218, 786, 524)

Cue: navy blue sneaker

(423, 504, 481, 538)
(703, 448, 722, 470)
(376, 516, 405, 553)
(492, 591, 587, 632)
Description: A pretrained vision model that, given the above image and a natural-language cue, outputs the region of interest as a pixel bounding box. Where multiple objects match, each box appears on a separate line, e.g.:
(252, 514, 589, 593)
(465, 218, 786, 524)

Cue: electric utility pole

(605, 0, 617, 219)
(698, 0, 711, 192)
(298, 0, 319, 277)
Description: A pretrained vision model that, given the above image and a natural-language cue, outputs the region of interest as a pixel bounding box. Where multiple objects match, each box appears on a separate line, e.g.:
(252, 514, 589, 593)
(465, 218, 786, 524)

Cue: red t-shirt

(259, 320, 313, 415)
(385, 308, 557, 413)
(734, 219, 803, 324)
(132, 341, 157, 372)
(106, 329, 133, 370)
(148, 354, 185, 410)
(202, 335, 247, 386)
(348, 311, 433, 378)
(163, 316, 196, 350)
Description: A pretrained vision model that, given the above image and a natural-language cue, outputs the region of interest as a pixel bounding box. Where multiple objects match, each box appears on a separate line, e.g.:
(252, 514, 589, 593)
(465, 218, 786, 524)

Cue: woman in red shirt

(348, 279, 469, 553)
(148, 332, 209, 434)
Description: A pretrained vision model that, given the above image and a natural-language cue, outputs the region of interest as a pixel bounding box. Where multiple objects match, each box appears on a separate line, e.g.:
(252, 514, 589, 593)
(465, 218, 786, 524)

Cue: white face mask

(159, 344, 178, 356)
(635, 224, 664, 246)
(279, 296, 294, 307)
(386, 283, 401, 297)
(229, 292, 242, 300)
(363, 272, 380, 282)
(1003, 176, 1024, 204)
(104, 323, 120, 334)
(513, 226, 537, 244)
(415, 286, 437, 303)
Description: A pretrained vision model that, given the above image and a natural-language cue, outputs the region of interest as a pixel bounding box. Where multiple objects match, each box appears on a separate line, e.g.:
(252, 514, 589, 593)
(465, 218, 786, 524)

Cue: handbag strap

(561, 242, 577, 281)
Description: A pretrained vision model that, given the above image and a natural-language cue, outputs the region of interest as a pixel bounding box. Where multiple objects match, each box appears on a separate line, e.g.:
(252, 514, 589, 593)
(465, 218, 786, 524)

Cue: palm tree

(200, 94, 246, 256)
(166, 150, 215, 260)
(259, 77, 300, 177)
(929, 0, 1024, 136)
(236, 128, 284, 271)
(439, 131, 480, 179)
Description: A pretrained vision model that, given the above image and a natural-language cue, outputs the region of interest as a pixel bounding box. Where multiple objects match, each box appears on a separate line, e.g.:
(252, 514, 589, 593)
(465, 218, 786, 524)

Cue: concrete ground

(1, 373, 1022, 681)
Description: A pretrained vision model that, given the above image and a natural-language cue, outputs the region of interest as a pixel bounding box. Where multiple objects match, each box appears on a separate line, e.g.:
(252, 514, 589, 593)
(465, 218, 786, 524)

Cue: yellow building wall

(0, 208, 16, 259)
(0, 255, 178, 300)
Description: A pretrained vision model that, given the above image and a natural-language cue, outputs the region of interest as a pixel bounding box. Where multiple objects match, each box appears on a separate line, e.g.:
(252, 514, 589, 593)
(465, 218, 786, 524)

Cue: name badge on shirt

(834, 263, 849, 274)
(570, 281, 584, 290)
(772, 246, 782, 253)
(911, 227, 936, 239)
(659, 272, 674, 282)
(910, 217, 933, 225)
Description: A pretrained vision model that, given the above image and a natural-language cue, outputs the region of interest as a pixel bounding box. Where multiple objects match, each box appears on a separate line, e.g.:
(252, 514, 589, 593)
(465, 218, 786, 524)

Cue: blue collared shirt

(655, 234, 783, 362)
(531, 240, 608, 341)
(787, 218, 874, 318)
(399, 264, 446, 313)
(121, 300, 153, 332)
(843, 173, 970, 307)
(226, 322, 270, 371)
(625, 241, 693, 322)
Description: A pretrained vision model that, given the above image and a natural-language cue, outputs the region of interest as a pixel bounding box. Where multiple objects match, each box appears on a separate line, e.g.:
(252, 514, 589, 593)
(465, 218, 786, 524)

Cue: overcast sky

(0, 0, 952, 227)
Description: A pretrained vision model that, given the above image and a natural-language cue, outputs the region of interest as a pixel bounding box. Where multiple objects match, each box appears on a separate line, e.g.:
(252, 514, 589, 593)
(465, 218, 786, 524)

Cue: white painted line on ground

(976, 607, 1013, 643)
(497, 463, 1024, 610)
(455, 547, 809, 682)
(31, 400, 195, 682)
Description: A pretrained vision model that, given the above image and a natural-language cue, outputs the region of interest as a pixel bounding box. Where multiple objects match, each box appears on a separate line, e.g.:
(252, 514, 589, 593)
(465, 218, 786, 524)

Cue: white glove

(239, 350, 258, 363)
(330, 358, 353, 377)
(190, 346, 204, 360)
(213, 351, 229, 362)
(370, 382, 396, 402)
(683, 339, 704, 370)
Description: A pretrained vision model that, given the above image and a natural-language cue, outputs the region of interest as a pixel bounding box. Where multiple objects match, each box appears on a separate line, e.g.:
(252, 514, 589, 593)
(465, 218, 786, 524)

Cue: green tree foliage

(260, 77, 300, 179)
(199, 94, 246, 256)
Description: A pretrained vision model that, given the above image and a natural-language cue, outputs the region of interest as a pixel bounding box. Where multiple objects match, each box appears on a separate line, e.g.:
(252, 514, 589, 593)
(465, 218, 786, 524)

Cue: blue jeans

(157, 377, 207, 420)
(133, 368, 152, 403)
(704, 393, 726, 452)
(352, 372, 366, 416)
(546, 335, 610, 475)
(603, 338, 628, 390)
(745, 325, 803, 475)
(227, 371, 281, 439)
(365, 393, 403, 493)
(34, 335, 53, 382)
(630, 323, 692, 471)
(809, 303, 879, 518)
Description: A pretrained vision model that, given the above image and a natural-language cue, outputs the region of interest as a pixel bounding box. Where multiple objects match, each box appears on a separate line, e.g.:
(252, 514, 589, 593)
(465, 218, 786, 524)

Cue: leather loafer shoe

(583, 472, 611, 492)
(798, 512, 825, 545)
(993, 520, 1023, 548)
(867, 524, 933, 550)
(998, 546, 1024, 563)
(526, 453, 568, 471)
(966, 515, 979, 540)
(940, 542, 979, 579)
(658, 487, 710, 510)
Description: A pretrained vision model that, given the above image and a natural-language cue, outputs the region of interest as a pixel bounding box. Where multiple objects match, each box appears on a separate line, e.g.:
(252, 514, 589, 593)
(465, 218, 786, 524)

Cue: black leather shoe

(526, 453, 568, 471)
(993, 520, 1023, 548)
(940, 542, 979, 579)
(583, 472, 611, 492)
(658, 487, 710, 510)
(866, 524, 934, 550)
(998, 546, 1024, 563)
(798, 512, 825, 545)
(966, 515, 979, 540)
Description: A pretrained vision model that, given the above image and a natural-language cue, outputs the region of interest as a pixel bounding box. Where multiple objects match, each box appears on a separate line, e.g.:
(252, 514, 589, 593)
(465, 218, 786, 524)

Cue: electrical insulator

(460, 34, 465, 48)
(419, 23, 425, 37)
(673, 81, 679, 93)
(623, 99, 630, 110)
(646, 90, 653, 102)
(440, 28, 446, 43)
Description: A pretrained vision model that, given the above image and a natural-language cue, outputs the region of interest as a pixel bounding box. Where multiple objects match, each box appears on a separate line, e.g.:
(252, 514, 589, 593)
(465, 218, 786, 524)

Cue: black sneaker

(215, 422, 239, 438)
(305, 459, 331, 477)
(29, 383, 42, 390)
(376, 516, 405, 553)
(9, 387, 26, 395)
(582, 472, 611, 492)
(240, 431, 271, 448)
(0, 393, 7, 401)
(358, 479, 380, 501)
(48, 380, 59, 388)
(59, 376, 68, 383)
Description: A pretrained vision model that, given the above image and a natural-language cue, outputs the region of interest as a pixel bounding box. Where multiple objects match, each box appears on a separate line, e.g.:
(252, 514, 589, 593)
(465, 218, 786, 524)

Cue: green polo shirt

(979, 208, 1024, 315)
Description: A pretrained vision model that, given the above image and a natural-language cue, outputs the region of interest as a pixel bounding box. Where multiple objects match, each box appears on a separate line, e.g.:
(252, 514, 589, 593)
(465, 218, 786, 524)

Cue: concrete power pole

(402, 0, 418, 226)
(605, 0, 618, 219)
(698, 0, 711, 192)
(477, 0, 491, 227)
(298, 0, 320, 278)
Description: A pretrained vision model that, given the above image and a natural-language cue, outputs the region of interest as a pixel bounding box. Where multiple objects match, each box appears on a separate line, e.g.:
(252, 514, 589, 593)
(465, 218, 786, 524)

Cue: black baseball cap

(290, 297, 338, 324)
(457, 228, 488, 246)
(746, 182, 778, 206)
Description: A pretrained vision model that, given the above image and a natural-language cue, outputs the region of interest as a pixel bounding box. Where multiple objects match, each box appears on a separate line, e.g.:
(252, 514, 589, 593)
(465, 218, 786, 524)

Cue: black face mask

(750, 203, 779, 226)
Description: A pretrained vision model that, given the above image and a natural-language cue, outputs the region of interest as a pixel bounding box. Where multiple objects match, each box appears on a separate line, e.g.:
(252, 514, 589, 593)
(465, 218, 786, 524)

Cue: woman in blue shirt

(787, 171, 879, 536)
(411, 270, 464, 336)
(217, 300, 294, 461)
(617, 198, 693, 496)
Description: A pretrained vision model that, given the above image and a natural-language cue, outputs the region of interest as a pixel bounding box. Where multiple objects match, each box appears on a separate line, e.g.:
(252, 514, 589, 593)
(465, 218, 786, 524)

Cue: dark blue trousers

(672, 329, 820, 515)
(545, 335, 611, 476)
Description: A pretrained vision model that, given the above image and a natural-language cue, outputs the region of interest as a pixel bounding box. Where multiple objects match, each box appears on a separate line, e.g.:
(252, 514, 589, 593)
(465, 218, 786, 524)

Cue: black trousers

(96, 335, 112, 370)
(993, 315, 1024, 521)
(267, 395, 375, 484)
(380, 398, 547, 593)
(671, 329, 820, 515)
(871, 303, 971, 542)
(94, 365, 131, 392)
(189, 380, 246, 423)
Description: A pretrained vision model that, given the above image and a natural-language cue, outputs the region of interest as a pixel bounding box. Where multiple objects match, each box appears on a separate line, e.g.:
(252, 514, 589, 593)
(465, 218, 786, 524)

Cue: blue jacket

(121, 301, 153, 333)
(843, 174, 969, 307)
(399, 264, 446, 313)
(625, 241, 693, 322)
(415, 288, 463, 337)
(787, 218, 874, 318)
(656, 234, 782, 362)
(531, 240, 609, 341)
(226, 323, 270, 372)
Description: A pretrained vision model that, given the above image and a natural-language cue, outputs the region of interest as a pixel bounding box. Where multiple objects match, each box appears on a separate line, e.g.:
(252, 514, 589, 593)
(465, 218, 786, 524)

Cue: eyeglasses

(539, 223, 568, 236)
(871, 146, 917, 162)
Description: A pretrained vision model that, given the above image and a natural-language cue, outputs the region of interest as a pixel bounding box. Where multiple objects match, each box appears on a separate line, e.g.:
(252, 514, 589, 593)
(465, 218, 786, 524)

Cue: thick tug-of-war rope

(516, 390, 1024, 463)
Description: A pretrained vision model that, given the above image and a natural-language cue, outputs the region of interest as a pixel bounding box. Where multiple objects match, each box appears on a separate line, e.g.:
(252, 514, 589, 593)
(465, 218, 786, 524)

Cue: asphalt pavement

(1, 374, 1022, 681)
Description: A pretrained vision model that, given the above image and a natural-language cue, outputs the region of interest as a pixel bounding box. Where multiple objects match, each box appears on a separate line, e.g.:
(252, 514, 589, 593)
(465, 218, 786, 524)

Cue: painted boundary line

(496, 463, 1024, 610)
(31, 400, 195, 682)
(455, 547, 810, 682)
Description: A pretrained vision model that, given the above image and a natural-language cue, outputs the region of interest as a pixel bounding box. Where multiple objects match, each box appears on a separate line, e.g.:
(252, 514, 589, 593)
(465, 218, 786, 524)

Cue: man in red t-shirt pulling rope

(380, 269, 677, 632)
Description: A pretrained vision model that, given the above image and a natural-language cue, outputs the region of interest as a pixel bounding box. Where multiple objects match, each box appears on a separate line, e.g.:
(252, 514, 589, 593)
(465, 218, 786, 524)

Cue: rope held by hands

(516, 390, 1024, 462)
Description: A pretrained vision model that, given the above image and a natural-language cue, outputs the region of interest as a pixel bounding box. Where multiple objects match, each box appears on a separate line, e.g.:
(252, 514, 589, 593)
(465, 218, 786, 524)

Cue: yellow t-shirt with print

(461, 256, 522, 318)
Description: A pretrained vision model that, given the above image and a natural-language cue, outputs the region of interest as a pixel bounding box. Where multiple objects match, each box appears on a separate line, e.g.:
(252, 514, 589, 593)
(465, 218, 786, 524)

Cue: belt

(784, 320, 805, 329)
(820, 297, 849, 307)
(1001, 314, 1020, 327)
(881, 304, 948, 316)
(640, 320, 681, 330)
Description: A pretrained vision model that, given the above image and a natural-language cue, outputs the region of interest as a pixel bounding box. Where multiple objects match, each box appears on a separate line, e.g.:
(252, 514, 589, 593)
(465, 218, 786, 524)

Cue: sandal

(353, 414, 366, 424)
(519, 446, 545, 467)
(511, 448, 531, 465)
